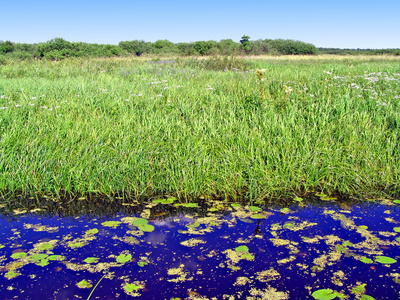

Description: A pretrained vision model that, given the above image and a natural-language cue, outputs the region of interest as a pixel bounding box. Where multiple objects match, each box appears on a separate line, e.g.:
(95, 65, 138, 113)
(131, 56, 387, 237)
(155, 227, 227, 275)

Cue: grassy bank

(0, 56, 399, 201)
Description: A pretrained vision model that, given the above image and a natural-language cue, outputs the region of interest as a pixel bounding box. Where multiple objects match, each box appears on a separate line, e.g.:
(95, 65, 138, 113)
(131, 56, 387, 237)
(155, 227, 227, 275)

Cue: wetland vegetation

(1, 52, 400, 299)
(0, 55, 399, 200)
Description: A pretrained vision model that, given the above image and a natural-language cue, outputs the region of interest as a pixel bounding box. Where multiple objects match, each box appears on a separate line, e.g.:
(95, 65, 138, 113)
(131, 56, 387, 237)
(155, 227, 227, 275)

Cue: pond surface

(0, 197, 400, 299)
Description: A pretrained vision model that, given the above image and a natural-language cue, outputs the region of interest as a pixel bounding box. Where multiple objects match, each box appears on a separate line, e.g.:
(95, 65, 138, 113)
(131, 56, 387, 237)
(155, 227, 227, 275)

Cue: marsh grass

(0, 56, 399, 201)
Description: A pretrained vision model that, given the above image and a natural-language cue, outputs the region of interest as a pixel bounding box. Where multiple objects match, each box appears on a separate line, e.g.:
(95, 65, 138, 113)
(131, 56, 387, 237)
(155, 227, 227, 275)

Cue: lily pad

(358, 225, 368, 230)
(283, 222, 294, 229)
(231, 203, 240, 208)
(36, 259, 49, 267)
(359, 257, 373, 264)
(11, 252, 27, 259)
(293, 197, 303, 202)
(241, 252, 255, 260)
(137, 261, 148, 267)
(153, 198, 175, 204)
(311, 289, 338, 300)
(181, 203, 199, 208)
(123, 283, 144, 293)
(48, 255, 65, 261)
(250, 213, 266, 219)
(235, 245, 249, 253)
(77, 279, 93, 289)
(138, 224, 155, 232)
(393, 200, 400, 204)
(0, 244, 5, 249)
(393, 227, 400, 232)
(375, 256, 397, 264)
(132, 218, 148, 226)
(360, 295, 375, 300)
(101, 221, 121, 228)
(84, 257, 99, 264)
(5, 271, 20, 279)
(209, 207, 219, 212)
(239, 218, 254, 223)
(85, 228, 99, 235)
(249, 206, 261, 212)
(116, 253, 132, 263)
(280, 208, 290, 214)
(27, 253, 48, 262)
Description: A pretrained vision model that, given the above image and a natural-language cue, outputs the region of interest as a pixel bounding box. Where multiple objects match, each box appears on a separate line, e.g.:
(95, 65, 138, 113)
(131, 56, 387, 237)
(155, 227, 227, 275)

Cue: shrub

(119, 40, 149, 56)
(217, 39, 241, 55)
(177, 43, 196, 56)
(0, 41, 15, 53)
(193, 41, 213, 56)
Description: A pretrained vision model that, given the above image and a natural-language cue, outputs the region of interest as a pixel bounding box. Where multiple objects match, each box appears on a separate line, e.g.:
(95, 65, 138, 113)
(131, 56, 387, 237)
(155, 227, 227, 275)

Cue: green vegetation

(0, 55, 399, 201)
(0, 37, 320, 62)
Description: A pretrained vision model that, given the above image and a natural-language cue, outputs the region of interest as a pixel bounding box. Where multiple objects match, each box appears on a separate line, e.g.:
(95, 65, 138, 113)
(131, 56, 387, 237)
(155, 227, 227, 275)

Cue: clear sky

(1, 0, 399, 49)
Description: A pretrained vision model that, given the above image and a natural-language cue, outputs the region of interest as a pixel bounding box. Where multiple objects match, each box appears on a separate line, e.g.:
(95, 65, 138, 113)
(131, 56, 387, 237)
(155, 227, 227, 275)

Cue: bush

(119, 40, 149, 56)
(217, 39, 241, 55)
(177, 43, 197, 56)
(270, 39, 318, 55)
(193, 41, 215, 56)
(0, 41, 15, 53)
(10, 51, 33, 60)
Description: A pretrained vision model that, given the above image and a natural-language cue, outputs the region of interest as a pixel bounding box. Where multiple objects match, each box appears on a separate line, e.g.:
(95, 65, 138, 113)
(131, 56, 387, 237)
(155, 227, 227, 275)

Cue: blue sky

(1, 0, 399, 49)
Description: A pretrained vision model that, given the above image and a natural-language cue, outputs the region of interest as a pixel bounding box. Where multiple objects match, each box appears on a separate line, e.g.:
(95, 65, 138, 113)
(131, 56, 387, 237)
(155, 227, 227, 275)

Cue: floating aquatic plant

(138, 224, 155, 232)
(132, 218, 148, 226)
(153, 198, 175, 204)
(116, 253, 132, 264)
(77, 279, 93, 289)
(311, 289, 339, 300)
(101, 221, 121, 228)
(375, 256, 397, 264)
(5, 271, 20, 279)
(27, 253, 48, 262)
(84, 257, 99, 264)
(85, 228, 99, 235)
(248, 206, 261, 212)
(11, 252, 27, 259)
(180, 203, 199, 208)
(359, 257, 373, 264)
(137, 261, 148, 267)
(250, 213, 266, 219)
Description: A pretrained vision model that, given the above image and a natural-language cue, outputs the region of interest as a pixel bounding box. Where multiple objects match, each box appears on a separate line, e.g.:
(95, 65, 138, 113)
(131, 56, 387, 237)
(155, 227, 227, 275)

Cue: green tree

(240, 35, 251, 54)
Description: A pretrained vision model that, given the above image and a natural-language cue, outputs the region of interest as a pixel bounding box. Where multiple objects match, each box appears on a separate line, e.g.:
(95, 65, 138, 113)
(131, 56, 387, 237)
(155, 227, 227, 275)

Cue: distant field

(0, 55, 399, 201)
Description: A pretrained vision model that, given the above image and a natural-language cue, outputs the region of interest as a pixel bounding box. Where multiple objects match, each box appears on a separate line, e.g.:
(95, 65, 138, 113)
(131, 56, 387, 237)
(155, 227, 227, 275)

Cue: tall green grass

(0, 56, 399, 200)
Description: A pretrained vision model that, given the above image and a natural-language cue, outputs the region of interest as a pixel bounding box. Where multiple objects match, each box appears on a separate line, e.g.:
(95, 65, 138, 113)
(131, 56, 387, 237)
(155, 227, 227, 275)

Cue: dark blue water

(0, 201, 399, 299)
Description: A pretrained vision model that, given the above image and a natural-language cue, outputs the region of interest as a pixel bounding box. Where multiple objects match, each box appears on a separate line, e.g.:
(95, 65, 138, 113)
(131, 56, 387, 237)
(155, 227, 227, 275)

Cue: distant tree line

(318, 47, 400, 55)
(1, 37, 398, 61)
(0, 37, 320, 60)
